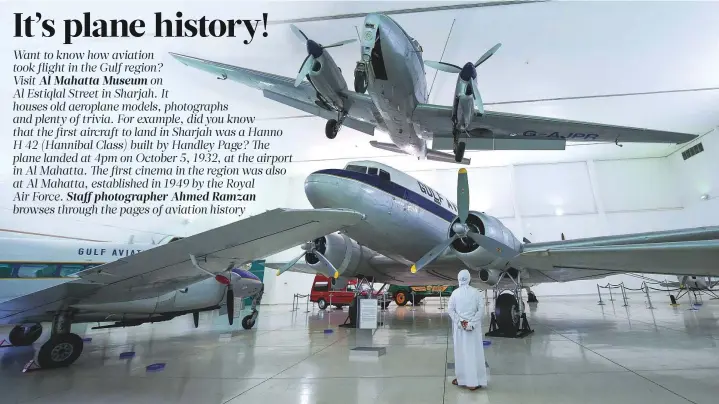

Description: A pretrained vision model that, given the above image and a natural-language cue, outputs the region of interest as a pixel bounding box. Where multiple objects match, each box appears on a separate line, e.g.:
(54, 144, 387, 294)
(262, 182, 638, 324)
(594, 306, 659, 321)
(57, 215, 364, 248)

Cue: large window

(0, 263, 12, 278)
(17, 264, 57, 278)
(60, 264, 85, 277)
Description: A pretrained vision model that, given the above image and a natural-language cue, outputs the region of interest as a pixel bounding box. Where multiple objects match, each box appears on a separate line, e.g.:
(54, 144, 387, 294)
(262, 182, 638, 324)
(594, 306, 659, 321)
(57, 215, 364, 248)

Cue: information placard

(359, 298, 378, 329)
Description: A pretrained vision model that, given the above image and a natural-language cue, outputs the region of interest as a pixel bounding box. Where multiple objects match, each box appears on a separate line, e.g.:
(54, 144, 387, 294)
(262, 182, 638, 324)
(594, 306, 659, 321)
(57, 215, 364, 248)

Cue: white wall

(261, 128, 719, 302)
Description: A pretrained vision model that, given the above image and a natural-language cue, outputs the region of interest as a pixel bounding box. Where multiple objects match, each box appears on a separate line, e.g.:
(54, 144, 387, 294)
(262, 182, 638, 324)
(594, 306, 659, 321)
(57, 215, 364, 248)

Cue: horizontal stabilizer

(369, 141, 470, 164)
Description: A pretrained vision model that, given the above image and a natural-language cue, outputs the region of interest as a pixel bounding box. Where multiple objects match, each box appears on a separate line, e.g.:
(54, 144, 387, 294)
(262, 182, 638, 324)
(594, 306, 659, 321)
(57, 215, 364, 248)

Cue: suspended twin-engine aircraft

(170, 13, 697, 164)
(0, 208, 364, 369)
(266, 161, 719, 335)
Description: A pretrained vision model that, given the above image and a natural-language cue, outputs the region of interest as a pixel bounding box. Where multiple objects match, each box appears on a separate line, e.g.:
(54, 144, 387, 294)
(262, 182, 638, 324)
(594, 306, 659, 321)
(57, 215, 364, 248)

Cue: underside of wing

(169, 53, 379, 136)
(413, 104, 698, 151)
(0, 281, 101, 324)
(516, 240, 719, 277)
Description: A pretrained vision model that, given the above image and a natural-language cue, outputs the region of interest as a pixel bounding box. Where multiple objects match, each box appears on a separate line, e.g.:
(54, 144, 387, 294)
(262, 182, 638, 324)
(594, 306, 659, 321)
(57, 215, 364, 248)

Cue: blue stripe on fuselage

(313, 169, 456, 222)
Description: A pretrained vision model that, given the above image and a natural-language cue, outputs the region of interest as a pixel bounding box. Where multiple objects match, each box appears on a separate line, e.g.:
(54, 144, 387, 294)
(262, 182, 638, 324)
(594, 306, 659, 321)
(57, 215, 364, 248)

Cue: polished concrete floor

(1, 292, 718, 404)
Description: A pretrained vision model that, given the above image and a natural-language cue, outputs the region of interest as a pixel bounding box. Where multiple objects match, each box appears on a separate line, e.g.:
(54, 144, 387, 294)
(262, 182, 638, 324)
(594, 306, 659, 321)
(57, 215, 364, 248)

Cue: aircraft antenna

(427, 18, 455, 101)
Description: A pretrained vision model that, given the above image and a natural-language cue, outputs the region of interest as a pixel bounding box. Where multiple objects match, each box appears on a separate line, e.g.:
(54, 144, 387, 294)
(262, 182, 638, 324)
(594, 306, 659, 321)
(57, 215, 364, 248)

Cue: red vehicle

(310, 275, 390, 310)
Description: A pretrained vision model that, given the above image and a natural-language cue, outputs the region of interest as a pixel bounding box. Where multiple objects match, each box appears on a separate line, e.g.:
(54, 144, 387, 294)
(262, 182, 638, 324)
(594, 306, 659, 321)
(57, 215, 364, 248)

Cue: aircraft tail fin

(368, 141, 471, 164)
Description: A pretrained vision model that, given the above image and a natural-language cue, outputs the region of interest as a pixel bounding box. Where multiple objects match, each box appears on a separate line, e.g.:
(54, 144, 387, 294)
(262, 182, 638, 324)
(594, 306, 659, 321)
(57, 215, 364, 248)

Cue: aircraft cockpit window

(379, 169, 391, 181)
(367, 167, 378, 176)
(345, 165, 367, 173)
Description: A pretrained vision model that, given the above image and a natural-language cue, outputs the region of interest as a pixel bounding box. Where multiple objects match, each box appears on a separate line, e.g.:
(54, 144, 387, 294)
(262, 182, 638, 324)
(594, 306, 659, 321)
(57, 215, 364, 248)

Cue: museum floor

(1, 293, 718, 404)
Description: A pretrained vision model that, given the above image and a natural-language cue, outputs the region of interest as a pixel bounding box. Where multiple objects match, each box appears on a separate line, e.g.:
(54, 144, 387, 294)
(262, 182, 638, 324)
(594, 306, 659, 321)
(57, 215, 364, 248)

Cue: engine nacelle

(478, 268, 503, 286)
(305, 233, 363, 277)
(308, 53, 348, 111)
(448, 211, 521, 269)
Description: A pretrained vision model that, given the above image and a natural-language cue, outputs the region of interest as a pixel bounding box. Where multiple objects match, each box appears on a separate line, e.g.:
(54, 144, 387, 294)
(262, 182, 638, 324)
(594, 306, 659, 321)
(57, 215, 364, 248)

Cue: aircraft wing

(168, 53, 380, 136)
(412, 104, 698, 151)
(516, 240, 719, 277)
(0, 208, 365, 324)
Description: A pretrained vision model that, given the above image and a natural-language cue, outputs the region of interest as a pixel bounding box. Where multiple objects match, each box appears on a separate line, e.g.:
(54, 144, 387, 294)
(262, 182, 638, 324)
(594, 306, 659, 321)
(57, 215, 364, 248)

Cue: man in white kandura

(448, 269, 488, 390)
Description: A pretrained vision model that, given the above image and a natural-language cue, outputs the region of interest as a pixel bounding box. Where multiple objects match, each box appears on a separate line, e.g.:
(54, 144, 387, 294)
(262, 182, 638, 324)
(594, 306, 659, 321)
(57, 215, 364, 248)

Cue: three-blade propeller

(424, 43, 501, 115)
(290, 24, 356, 87)
(410, 167, 518, 274)
(276, 238, 340, 279)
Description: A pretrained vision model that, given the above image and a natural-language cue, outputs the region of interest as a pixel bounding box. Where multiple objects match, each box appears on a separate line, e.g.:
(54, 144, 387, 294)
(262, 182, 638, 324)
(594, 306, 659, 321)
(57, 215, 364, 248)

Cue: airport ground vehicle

(309, 275, 390, 310)
(389, 284, 456, 306)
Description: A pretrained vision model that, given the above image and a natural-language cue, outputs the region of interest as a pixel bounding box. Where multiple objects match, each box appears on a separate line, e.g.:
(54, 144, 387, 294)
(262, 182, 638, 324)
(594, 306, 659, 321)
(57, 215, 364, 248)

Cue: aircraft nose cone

(460, 62, 476, 81)
(307, 40, 323, 58)
(304, 171, 337, 208)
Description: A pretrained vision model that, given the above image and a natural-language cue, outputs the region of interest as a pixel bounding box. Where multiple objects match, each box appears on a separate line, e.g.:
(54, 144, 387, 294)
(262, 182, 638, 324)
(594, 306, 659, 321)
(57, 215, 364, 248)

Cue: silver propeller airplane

(169, 13, 697, 164)
(0, 208, 364, 369)
(266, 161, 719, 335)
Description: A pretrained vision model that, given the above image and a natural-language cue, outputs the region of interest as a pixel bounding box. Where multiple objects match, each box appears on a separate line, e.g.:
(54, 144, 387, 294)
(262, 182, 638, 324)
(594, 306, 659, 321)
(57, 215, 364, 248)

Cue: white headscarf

(458, 269, 471, 287)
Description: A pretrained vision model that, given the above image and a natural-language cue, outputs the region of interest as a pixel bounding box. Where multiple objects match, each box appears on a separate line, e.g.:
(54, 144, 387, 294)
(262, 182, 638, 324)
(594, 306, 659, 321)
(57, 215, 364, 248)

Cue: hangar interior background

(1, 0, 718, 304)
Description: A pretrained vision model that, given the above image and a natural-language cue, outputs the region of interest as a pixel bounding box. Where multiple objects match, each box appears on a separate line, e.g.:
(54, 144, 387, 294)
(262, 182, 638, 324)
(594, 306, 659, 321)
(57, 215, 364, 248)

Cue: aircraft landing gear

(354, 62, 368, 94)
(36, 311, 84, 369)
(325, 112, 347, 140)
(8, 324, 42, 346)
(485, 271, 534, 339)
(452, 128, 466, 163)
(242, 285, 264, 330)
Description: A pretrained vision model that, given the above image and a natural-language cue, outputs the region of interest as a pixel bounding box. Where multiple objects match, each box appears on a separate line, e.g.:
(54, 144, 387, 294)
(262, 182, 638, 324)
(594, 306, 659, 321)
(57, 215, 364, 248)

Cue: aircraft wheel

(454, 142, 466, 163)
(495, 293, 521, 335)
(325, 120, 339, 139)
(317, 298, 328, 310)
(241, 315, 255, 330)
(354, 71, 367, 93)
(8, 324, 42, 346)
(381, 301, 391, 310)
(394, 291, 408, 306)
(36, 333, 83, 369)
(334, 304, 344, 310)
(528, 292, 538, 303)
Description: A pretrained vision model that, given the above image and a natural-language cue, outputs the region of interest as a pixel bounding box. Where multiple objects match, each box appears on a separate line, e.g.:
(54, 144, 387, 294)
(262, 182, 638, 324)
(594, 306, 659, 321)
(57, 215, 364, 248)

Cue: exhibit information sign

(359, 299, 378, 329)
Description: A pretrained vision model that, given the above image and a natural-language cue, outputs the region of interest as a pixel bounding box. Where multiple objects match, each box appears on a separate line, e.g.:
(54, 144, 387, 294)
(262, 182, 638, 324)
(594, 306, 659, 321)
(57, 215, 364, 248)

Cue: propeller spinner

(424, 43, 501, 115)
(410, 167, 518, 274)
(290, 24, 356, 87)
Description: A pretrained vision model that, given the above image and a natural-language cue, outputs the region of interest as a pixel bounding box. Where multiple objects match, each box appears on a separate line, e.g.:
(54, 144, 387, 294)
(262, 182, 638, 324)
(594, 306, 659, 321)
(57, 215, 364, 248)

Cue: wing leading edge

(413, 104, 698, 151)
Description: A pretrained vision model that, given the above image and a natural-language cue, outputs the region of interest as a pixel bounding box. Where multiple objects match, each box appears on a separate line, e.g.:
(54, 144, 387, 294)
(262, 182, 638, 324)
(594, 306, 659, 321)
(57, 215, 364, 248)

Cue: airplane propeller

(276, 238, 340, 279)
(290, 24, 356, 87)
(189, 255, 237, 325)
(410, 167, 518, 274)
(424, 43, 501, 115)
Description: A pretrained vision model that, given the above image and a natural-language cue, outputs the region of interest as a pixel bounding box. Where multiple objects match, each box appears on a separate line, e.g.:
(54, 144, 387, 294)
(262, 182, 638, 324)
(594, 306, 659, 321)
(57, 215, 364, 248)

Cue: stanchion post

(608, 284, 615, 302)
(621, 283, 629, 307)
(305, 294, 310, 313)
(597, 284, 605, 305)
(644, 282, 655, 309)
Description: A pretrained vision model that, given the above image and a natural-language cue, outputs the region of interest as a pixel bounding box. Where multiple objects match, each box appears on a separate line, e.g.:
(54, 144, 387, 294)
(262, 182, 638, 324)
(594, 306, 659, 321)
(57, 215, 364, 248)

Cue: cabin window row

(0, 263, 100, 278)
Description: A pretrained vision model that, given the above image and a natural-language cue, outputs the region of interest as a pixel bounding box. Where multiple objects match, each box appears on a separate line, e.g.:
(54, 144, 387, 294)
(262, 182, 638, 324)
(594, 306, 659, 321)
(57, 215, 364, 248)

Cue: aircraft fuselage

(360, 14, 430, 157)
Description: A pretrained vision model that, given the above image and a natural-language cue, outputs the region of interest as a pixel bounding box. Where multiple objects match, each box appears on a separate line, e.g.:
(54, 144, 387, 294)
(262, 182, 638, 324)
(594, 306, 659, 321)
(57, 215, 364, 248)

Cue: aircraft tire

(8, 324, 42, 346)
(241, 315, 255, 330)
(37, 333, 83, 369)
(381, 301, 391, 310)
(317, 298, 328, 310)
(527, 293, 538, 303)
(454, 142, 466, 163)
(495, 293, 520, 335)
(394, 291, 408, 306)
(334, 304, 344, 310)
(354, 72, 367, 93)
(325, 120, 339, 139)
